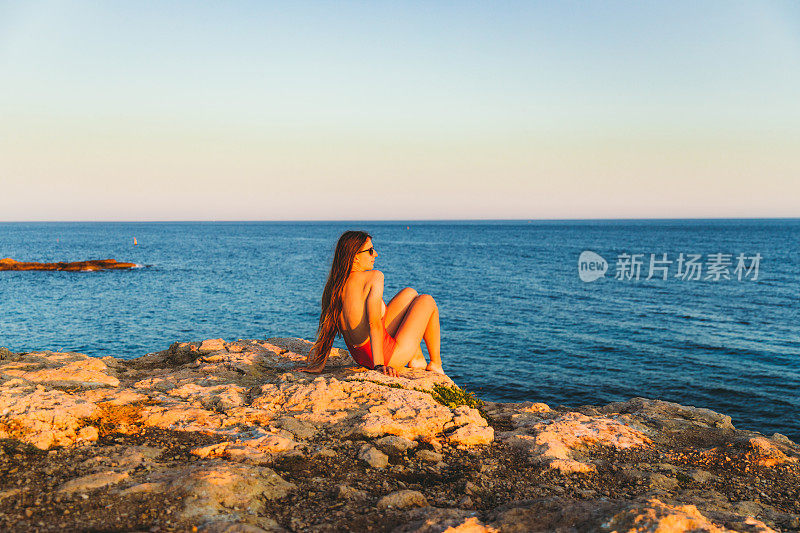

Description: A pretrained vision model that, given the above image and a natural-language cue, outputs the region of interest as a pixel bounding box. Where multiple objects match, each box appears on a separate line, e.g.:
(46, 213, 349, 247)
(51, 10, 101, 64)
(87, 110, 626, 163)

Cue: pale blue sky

(1, 1, 799, 220)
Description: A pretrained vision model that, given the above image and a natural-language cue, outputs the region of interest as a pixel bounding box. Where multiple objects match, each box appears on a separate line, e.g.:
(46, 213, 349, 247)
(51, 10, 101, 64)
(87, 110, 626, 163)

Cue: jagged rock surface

(1, 338, 798, 532)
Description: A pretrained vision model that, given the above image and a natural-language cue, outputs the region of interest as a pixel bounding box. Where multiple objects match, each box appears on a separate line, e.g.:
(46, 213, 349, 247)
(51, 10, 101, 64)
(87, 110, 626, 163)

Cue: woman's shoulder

(351, 269, 384, 283)
(345, 271, 383, 296)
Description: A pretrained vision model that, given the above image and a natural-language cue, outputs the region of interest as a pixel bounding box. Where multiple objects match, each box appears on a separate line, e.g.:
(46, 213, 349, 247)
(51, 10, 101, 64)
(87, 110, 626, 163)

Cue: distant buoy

(133, 237, 138, 246)
(406, 226, 410, 230)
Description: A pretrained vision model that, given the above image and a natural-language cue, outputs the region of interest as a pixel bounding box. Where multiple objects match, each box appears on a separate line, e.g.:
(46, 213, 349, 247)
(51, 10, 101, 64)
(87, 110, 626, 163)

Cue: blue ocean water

(1, 220, 798, 441)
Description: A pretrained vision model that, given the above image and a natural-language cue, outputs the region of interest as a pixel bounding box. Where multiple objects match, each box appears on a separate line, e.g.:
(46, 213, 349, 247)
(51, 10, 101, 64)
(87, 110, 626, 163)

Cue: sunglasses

(356, 247, 375, 256)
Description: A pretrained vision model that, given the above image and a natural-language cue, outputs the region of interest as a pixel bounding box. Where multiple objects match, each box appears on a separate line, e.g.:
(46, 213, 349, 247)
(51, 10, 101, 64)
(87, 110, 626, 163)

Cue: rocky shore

(0, 258, 139, 271)
(1, 339, 798, 532)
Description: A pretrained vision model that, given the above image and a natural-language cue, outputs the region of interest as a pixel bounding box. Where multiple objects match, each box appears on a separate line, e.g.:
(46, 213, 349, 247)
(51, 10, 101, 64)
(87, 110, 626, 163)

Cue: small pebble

(416, 450, 443, 463)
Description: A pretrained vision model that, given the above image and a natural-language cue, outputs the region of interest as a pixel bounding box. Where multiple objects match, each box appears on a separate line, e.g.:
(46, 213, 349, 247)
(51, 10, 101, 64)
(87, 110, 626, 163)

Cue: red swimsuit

(344, 318, 397, 370)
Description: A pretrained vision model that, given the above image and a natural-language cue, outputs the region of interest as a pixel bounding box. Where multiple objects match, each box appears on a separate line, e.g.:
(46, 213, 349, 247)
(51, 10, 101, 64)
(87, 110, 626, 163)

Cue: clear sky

(1, 1, 799, 221)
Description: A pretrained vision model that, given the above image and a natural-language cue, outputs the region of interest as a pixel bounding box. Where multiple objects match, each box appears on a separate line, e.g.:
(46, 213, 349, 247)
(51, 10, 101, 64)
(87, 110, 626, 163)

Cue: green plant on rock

(348, 377, 487, 418)
(0, 347, 14, 360)
(426, 383, 485, 411)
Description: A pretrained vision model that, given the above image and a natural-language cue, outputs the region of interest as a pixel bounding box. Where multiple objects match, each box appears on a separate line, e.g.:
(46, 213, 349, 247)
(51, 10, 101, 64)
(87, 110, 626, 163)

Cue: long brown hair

(302, 230, 371, 371)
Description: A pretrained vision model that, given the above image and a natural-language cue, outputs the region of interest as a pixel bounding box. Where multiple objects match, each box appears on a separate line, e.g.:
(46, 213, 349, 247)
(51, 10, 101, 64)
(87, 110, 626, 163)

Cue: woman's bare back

(339, 270, 385, 348)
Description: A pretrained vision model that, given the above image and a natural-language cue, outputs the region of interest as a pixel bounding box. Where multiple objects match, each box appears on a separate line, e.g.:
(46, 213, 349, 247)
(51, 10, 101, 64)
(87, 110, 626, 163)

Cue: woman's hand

(374, 364, 399, 378)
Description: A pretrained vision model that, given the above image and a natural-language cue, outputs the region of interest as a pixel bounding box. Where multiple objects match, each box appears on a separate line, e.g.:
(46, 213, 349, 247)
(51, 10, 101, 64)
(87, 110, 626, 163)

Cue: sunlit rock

(601, 498, 777, 533)
(2, 337, 797, 532)
(0, 257, 139, 271)
(0, 351, 119, 388)
(497, 410, 651, 473)
(167, 462, 296, 523)
(58, 471, 130, 493)
(377, 490, 428, 509)
(0, 384, 100, 449)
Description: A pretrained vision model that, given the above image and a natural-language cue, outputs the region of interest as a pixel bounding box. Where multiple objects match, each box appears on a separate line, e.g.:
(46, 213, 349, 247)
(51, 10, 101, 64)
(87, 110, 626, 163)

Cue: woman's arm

(365, 271, 385, 367)
(365, 271, 399, 377)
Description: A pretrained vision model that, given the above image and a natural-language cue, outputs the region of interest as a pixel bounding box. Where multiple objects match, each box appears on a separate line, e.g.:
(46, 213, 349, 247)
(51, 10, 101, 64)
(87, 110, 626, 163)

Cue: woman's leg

(384, 287, 417, 332)
(384, 288, 426, 369)
(386, 294, 443, 373)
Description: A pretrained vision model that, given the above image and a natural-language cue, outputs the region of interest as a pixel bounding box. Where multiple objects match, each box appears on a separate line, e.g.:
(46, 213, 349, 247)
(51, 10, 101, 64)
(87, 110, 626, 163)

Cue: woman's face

(352, 238, 377, 271)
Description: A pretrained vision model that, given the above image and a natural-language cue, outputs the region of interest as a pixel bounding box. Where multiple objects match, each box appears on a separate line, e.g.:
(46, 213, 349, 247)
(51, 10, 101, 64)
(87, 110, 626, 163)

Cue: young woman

(298, 230, 444, 377)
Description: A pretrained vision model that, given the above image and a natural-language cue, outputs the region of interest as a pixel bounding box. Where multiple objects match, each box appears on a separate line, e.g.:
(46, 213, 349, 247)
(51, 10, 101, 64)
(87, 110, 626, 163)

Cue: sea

(1, 219, 798, 441)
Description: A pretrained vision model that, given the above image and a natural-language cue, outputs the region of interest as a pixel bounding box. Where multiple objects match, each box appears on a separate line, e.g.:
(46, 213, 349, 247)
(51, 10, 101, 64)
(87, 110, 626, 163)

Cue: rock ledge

(0, 257, 140, 271)
(1, 337, 798, 532)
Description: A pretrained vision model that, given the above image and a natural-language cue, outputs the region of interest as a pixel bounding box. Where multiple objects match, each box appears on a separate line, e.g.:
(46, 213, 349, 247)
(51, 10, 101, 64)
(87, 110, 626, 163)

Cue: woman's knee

(401, 287, 418, 298)
(415, 293, 437, 309)
(388, 287, 418, 312)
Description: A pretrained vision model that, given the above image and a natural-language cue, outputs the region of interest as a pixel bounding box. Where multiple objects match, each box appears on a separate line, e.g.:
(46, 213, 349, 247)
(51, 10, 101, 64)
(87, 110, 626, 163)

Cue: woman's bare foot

(406, 351, 428, 369)
(407, 359, 428, 370)
(426, 362, 445, 375)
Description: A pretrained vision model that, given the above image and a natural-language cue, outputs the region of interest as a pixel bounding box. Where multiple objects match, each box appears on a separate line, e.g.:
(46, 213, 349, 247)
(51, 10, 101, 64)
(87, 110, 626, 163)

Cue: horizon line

(1, 216, 799, 224)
